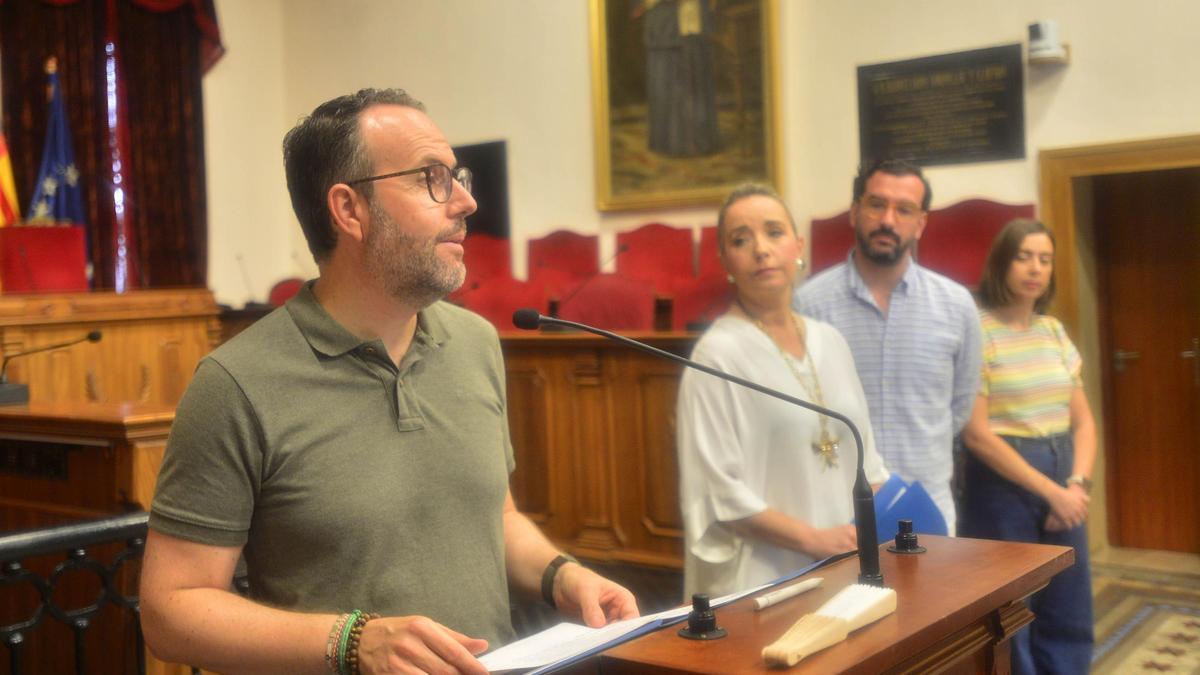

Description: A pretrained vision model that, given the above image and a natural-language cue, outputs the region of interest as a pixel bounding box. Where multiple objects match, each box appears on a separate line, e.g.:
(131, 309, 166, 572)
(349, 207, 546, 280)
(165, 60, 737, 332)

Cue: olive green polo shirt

(150, 282, 516, 645)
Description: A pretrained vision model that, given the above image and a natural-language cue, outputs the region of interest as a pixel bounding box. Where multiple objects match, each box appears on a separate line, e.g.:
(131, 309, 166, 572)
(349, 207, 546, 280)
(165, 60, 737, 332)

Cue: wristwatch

(541, 553, 579, 609)
(1065, 474, 1093, 494)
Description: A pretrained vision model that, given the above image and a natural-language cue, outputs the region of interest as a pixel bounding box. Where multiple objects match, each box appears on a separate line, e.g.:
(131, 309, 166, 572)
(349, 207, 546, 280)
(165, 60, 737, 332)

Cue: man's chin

(862, 245, 905, 266)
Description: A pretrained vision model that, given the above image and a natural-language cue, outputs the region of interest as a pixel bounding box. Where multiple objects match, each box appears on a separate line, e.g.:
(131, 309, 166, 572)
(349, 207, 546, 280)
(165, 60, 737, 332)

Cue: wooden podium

(597, 536, 1073, 674)
(0, 401, 182, 675)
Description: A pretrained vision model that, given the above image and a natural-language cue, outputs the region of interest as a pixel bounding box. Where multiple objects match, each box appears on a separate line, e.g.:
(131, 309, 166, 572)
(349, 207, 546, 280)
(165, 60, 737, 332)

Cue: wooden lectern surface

(600, 536, 1073, 674)
(0, 400, 175, 441)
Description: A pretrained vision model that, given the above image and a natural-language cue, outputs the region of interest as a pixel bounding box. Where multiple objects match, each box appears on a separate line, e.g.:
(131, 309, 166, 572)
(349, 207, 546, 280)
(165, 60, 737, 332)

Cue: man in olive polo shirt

(140, 89, 638, 675)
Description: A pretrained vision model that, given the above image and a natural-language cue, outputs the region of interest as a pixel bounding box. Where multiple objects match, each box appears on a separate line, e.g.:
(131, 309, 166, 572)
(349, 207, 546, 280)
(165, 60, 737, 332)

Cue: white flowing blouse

(677, 314, 889, 598)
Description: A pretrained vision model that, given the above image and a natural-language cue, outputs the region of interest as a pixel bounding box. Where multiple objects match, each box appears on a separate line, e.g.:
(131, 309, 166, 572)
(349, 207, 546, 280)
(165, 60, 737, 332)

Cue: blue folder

(873, 473, 947, 542)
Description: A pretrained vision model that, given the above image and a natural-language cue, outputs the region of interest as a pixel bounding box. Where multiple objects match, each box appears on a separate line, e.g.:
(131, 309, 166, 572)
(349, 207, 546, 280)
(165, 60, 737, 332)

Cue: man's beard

(364, 201, 466, 307)
(855, 226, 912, 266)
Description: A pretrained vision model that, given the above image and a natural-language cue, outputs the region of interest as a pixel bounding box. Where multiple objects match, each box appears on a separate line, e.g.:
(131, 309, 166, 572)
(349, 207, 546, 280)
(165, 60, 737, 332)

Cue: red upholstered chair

(697, 225, 723, 281)
(457, 277, 548, 331)
(449, 233, 511, 303)
(809, 212, 854, 275)
(672, 274, 732, 331)
(527, 230, 599, 298)
(558, 274, 655, 331)
(268, 278, 306, 306)
(917, 199, 1035, 288)
(462, 233, 510, 287)
(616, 223, 694, 293)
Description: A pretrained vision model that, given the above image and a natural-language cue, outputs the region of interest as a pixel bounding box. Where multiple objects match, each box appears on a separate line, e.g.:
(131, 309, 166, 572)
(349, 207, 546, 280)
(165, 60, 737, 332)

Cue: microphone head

(512, 309, 543, 330)
(86, 330, 102, 342)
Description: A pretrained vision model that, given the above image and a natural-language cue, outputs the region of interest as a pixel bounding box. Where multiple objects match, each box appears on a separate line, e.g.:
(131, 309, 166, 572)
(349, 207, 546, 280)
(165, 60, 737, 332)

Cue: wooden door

(1094, 167, 1200, 553)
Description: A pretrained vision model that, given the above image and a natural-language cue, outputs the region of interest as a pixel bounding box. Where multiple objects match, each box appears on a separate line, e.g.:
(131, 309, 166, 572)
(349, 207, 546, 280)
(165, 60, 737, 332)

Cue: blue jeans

(960, 433, 1093, 675)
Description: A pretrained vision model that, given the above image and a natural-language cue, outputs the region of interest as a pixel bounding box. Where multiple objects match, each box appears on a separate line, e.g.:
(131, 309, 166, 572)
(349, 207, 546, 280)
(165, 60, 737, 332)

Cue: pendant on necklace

(813, 438, 839, 469)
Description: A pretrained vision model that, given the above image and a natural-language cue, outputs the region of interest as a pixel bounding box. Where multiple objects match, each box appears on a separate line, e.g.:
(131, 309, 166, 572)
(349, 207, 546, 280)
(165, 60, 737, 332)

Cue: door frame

(1038, 134, 1200, 549)
(1039, 134, 1200, 334)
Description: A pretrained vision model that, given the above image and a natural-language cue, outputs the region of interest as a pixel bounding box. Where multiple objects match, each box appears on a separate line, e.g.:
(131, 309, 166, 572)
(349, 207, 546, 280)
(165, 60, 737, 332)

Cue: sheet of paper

(480, 584, 773, 672)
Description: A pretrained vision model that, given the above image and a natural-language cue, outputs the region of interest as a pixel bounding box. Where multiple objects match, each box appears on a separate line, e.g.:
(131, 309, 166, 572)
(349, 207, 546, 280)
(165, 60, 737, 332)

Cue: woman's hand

(1044, 483, 1089, 530)
(802, 524, 858, 559)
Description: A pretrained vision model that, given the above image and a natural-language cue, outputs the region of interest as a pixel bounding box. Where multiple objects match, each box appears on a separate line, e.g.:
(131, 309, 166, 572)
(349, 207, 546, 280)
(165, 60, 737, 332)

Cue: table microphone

(511, 309, 883, 586)
(0, 330, 103, 405)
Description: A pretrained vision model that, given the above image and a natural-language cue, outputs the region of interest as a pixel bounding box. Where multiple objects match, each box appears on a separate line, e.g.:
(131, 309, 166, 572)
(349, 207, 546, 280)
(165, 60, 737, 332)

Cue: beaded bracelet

(325, 612, 351, 673)
(335, 610, 363, 675)
(343, 612, 380, 675)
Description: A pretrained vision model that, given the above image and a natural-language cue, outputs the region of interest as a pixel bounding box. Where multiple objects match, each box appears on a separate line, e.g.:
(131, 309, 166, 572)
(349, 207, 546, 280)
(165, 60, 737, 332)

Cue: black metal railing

(1, 512, 149, 675)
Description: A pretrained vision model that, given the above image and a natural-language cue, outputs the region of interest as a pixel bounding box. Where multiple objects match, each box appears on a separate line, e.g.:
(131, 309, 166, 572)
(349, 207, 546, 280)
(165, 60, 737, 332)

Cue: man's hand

(552, 563, 640, 627)
(357, 616, 489, 675)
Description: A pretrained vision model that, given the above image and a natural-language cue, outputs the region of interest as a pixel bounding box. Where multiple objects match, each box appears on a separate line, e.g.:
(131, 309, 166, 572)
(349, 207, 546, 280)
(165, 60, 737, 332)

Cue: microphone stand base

(858, 571, 885, 586)
(0, 383, 30, 405)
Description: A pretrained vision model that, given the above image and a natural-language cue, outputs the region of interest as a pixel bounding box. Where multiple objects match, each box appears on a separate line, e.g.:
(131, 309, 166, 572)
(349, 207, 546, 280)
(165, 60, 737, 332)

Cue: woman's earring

(796, 258, 806, 271)
(726, 273, 735, 284)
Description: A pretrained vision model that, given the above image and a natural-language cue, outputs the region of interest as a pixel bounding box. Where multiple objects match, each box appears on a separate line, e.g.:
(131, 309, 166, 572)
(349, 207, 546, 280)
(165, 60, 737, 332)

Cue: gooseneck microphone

(0, 330, 103, 405)
(512, 309, 883, 586)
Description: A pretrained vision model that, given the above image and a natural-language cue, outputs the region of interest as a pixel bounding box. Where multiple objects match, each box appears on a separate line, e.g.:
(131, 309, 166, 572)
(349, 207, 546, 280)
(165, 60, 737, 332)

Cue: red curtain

(0, 0, 221, 290)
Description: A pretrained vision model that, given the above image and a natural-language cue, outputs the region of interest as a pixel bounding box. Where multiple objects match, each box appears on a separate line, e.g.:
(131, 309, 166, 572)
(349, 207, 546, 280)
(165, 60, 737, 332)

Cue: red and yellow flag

(0, 134, 19, 227)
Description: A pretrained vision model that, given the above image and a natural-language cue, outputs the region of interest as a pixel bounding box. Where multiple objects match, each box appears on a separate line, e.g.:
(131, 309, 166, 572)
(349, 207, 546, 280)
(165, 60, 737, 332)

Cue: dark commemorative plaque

(858, 44, 1024, 166)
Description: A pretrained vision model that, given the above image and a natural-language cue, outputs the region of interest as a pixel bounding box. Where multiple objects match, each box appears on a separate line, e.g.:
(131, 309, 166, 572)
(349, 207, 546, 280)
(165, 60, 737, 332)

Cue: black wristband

(540, 553, 579, 609)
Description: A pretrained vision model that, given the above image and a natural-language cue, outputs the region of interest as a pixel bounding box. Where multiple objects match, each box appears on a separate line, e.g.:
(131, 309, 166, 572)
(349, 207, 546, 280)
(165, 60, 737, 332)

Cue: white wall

(205, 0, 1200, 304)
(791, 0, 1200, 223)
(203, 0, 299, 306)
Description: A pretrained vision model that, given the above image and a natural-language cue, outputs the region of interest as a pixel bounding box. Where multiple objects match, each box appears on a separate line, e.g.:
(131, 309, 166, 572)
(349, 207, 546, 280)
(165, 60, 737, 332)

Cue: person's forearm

(962, 426, 1059, 501)
(728, 508, 814, 555)
(142, 586, 333, 674)
(502, 508, 562, 597)
(1070, 391, 1097, 479)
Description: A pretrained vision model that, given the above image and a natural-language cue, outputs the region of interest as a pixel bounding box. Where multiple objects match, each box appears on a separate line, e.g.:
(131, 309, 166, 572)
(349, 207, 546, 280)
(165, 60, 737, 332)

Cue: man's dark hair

(978, 218, 1057, 313)
(283, 88, 425, 262)
(852, 158, 932, 211)
(715, 182, 796, 251)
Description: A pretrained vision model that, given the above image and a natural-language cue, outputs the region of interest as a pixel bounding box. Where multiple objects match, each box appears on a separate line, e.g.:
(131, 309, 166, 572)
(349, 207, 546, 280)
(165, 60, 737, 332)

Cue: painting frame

(590, 0, 781, 212)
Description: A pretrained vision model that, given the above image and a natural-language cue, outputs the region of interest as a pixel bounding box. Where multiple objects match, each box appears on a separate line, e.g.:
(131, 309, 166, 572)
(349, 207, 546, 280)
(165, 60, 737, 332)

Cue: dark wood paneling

(502, 332, 693, 568)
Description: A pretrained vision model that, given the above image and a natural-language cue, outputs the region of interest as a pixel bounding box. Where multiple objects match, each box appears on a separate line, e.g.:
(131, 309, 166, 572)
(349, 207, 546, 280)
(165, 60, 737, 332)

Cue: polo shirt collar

(286, 280, 450, 358)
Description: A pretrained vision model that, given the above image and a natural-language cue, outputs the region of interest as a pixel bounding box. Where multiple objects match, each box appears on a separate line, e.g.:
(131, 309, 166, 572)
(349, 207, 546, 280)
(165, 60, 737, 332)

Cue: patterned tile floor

(1092, 552, 1200, 674)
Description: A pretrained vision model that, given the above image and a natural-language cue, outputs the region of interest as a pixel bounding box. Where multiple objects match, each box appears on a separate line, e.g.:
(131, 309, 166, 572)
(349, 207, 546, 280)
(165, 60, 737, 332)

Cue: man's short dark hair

(715, 182, 796, 251)
(283, 88, 425, 262)
(852, 158, 932, 211)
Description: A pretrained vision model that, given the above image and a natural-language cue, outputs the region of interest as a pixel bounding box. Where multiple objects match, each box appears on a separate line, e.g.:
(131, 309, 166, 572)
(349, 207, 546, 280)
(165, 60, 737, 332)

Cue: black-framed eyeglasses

(858, 195, 924, 224)
(346, 162, 472, 204)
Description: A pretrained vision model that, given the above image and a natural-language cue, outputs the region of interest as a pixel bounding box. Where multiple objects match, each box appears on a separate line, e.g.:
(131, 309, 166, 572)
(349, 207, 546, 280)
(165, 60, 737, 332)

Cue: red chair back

(528, 230, 600, 298)
(558, 274, 655, 331)
(616, 223, 694, 292)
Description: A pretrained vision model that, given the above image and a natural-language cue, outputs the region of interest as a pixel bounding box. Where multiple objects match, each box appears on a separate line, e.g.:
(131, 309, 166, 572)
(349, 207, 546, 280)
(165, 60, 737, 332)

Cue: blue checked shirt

(794, 254, 982, 530)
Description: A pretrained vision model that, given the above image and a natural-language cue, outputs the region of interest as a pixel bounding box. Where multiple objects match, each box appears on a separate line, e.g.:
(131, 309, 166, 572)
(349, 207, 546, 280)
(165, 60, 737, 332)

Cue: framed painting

(590, 0, 780, 211)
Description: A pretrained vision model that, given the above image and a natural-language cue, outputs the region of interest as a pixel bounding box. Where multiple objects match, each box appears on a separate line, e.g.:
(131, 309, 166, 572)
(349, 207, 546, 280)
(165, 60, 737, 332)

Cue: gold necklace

(740, 304, 840, 469)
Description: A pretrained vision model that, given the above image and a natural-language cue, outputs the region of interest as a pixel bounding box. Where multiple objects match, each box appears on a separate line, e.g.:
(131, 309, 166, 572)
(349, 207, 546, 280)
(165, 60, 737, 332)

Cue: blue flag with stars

(26, 70, 86, 226)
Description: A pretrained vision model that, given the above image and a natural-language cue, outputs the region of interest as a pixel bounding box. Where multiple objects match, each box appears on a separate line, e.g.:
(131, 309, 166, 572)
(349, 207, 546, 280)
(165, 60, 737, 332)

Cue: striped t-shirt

(979, 310, 1082, 437)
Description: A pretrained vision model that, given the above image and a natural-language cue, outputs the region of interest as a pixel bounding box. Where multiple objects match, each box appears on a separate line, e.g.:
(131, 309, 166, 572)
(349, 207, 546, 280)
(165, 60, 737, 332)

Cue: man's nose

(449, 180, 477, 217)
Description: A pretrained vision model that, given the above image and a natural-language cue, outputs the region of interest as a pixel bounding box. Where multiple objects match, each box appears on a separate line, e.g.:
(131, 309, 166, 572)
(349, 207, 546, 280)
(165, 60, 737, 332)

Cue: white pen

(753, 577, 824, 611)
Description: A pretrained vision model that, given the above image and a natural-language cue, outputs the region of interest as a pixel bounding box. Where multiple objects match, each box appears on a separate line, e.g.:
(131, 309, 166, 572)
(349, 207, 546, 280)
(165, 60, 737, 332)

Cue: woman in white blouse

(676, 184, 888, 598)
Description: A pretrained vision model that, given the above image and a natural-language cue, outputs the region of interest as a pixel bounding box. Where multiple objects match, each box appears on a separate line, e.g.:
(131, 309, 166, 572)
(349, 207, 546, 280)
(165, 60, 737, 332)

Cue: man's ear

(914, 211, 929, 242)
(328, 183, 367, 244)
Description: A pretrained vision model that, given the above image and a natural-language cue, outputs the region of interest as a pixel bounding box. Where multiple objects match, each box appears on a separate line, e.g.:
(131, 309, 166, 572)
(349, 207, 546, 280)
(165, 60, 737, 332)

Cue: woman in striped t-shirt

(961, 219, 1096, 674)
